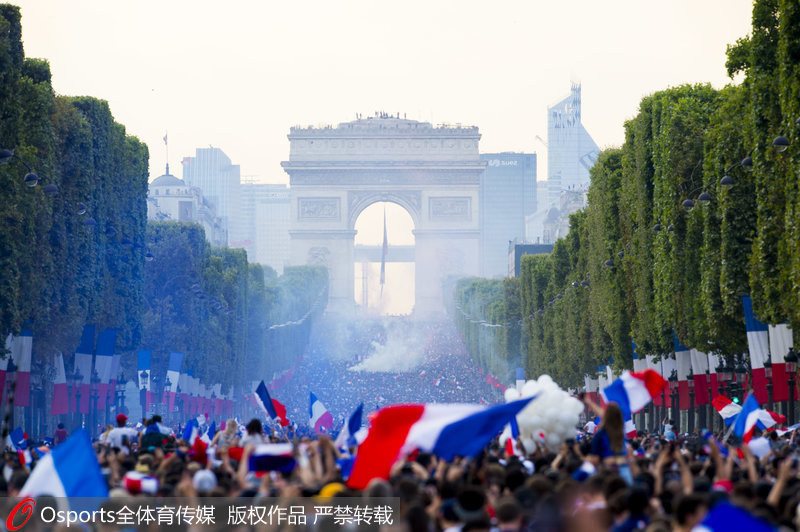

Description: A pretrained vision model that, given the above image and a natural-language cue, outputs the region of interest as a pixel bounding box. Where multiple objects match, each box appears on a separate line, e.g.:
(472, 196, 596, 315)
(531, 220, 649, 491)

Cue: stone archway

(282, 115, 484, 315)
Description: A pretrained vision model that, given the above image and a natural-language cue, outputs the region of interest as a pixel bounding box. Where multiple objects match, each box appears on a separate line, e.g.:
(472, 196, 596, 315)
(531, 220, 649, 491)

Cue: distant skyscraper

(479, 153, 537, 278)
(239, 182, 291, 273)
(546, 83, 599, 206)
(181, 147, 241, 246)
(526, 83, 599, 244)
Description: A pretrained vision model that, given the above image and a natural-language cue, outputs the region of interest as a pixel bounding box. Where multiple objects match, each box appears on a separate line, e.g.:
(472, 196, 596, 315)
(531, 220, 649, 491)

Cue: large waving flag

(74, 325, 95, 414)
(12, 328, 32, 407)
(712, 395, 742, 426)
(743, 295, 770, 404)
(601, 369, 668, 420)
(310, 392, 333, 433)
(20, 429, 108, 498)
(733, 394, 761, 443)
(347, 397, 535, 490)
(51, 353, 69, 416)
(713, 394, 785, 431)
(254, 381, 290, 427)
(94, 328, 116, 410)
(335, 403, 363, 450)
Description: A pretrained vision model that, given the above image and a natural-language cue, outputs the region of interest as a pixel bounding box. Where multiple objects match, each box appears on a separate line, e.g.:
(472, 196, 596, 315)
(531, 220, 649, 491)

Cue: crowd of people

(1, 316, 799, 530)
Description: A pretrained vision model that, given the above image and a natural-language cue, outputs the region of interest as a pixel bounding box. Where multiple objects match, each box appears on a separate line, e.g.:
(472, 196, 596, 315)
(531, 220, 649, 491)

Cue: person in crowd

(54, 423, 68, 445)
(104, 414, 139, 452)
(211, 418, 240, 449)
(240, 418, 267, 447)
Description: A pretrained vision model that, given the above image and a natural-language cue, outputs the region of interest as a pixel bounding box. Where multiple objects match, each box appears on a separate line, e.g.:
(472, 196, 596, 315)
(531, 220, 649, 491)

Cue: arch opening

(353, 201, 415, 316)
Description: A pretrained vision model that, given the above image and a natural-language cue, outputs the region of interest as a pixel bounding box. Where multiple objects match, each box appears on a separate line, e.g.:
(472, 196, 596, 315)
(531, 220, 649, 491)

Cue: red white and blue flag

(310, 392, 333, 433)
(601, 369, 668, 420)
(743, 295, 770, 404)
(12, 328, 32, 407)
(713, 394, 785, 433)
(75, 325, 95, 414)
(94, 328, 116, 410)
(51, 353, 69, 416)
(347, 397, 535, 490)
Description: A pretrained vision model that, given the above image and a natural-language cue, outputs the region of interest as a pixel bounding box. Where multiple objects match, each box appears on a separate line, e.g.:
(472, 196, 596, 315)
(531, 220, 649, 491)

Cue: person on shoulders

(106, 414, 139, 452)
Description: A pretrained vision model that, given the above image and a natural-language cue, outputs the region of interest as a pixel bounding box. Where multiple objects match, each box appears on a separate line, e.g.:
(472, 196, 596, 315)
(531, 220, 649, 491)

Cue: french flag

(712, 395, 742, 425)
(743, 295, 770, 404)
(19, 430, 108, 498)
(254, 381, 290, 427)
(248, 443, 296, 473)
(182, 418, 201, 445)
(601, 369, 668, 421)
(166, 352, 183, 413)
(310, 392, 333, 433)
(94, 328, 116, 410)
(335, 403, 363, 450)
(12, 328, 32, 407)
(51, 352, 69, 416)
(137, 350, 152, 413)
(735, 395, 768, 443)
(501, 417, 521, 456)
(714, 395, 785, 432)
(74, 325, 95, 414)
(768, 324, 793, 402)
(347, 398, 535, 490)
(690, 348, 710, 405)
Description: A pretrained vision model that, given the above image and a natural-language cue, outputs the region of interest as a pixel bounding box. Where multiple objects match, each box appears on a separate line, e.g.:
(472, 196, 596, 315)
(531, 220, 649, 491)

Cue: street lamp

(764, 359, 773, 410)
(71, 367, 83, 429)
(163, 376, 172, 421)
(139, 369, 149, 419)
(669, 369, 679, 431)
(90, 369, 100, 437)
(786, 348, 797, 424)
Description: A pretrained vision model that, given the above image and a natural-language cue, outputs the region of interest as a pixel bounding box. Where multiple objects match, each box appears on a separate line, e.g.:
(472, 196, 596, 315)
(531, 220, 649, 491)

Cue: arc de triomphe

(282, 116, 484, 315)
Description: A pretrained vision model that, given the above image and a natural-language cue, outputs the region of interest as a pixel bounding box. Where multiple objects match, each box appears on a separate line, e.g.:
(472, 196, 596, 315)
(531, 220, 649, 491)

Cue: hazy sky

(13, 0, 753, 185)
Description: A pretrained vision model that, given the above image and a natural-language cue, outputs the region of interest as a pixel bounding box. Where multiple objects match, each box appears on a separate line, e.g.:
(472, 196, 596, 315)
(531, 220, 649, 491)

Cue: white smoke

(348, 319, 426, 373)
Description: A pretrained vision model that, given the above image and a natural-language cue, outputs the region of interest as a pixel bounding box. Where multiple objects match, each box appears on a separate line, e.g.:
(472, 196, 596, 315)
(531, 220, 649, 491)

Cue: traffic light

(732, 397, 740, 404)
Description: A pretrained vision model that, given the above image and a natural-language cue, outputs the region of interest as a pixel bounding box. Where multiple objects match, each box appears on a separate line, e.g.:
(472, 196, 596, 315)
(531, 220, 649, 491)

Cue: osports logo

(6, 498, 35, 530)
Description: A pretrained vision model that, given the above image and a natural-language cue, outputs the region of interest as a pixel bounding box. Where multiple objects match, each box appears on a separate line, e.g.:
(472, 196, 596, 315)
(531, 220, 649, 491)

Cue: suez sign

(486, 159, 519, 167)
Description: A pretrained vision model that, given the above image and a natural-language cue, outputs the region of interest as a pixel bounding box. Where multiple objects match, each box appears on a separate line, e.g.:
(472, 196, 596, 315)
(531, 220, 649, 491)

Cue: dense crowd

(1, 317, 797, 531)
(275, 317, 505, 426)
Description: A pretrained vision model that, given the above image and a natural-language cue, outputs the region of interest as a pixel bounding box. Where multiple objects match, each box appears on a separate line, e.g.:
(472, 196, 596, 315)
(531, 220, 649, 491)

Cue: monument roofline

(288, 116, 479, 139)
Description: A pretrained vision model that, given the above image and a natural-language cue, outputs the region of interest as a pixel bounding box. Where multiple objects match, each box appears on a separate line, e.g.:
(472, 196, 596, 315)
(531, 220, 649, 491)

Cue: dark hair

(246, 418, 262, 435)
(675, 494, 707, 526)
(57, 423, 64, 429)
(603, 402, 625, 453)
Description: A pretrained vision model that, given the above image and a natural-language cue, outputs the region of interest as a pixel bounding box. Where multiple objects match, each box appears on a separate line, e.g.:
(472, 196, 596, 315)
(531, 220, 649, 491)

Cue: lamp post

(90, 369, 100, 437)
(669, 369, 678, 432)
(715, 358, 729, 433)
(151, 374, 161, 417)
(139, 369, 149, 420)
(734, 359, 748, 402)
(687, 367, 695, 435)
(72, 367, 83, 429)
(786, 348, 797, 424)
(764, 359, 773, 411)
(163, 376, 172, 421)
(175, 385, 183, 418)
